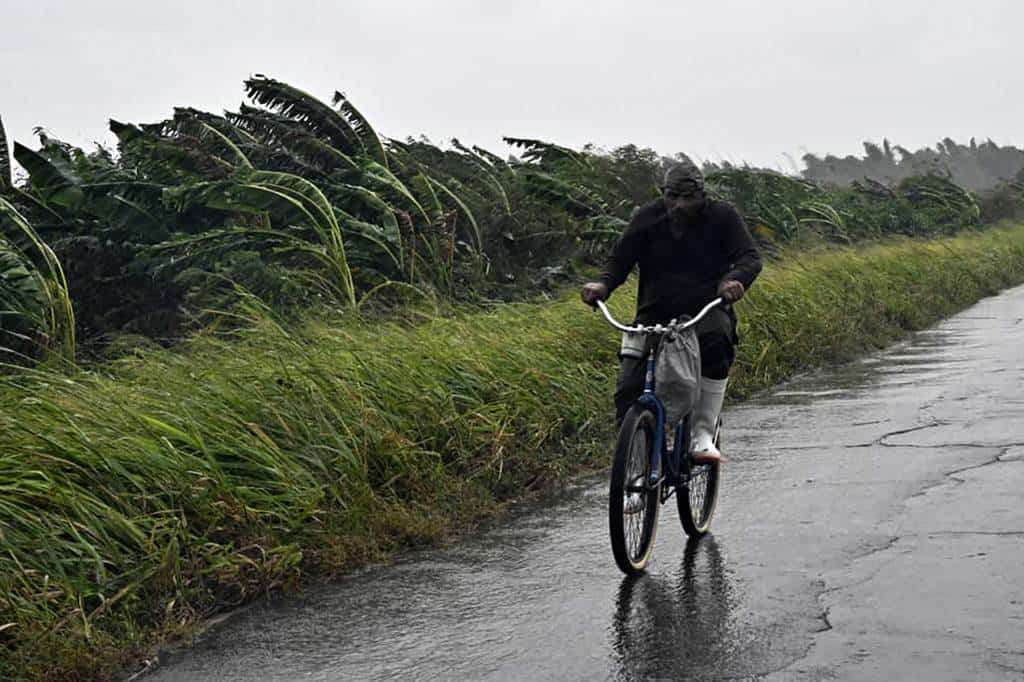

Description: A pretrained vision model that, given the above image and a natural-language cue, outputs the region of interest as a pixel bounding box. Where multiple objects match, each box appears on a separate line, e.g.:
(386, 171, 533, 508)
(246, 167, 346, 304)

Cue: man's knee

(697, 308, 737, 380)
(700, 345, 733, 379)
(698, 331, 735, 380)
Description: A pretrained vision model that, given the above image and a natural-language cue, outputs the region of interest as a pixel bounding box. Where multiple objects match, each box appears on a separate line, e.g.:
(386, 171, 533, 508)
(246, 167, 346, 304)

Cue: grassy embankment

(3, 224, 1024, 680)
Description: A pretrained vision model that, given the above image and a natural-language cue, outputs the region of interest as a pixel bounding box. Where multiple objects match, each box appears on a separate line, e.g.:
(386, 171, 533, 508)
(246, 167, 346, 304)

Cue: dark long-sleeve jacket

(599, 198, 763, 324)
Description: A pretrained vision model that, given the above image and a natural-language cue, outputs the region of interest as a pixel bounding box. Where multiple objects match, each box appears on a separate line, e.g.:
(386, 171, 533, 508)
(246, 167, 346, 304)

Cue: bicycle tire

(678, 418, 722, 537)
(609, 406, 662, 575)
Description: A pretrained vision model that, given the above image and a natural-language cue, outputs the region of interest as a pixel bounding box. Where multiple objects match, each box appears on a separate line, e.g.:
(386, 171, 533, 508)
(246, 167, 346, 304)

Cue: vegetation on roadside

(3, 80, 1024, 365)
(3, 76, 1024, 680)
(3, 224, 1024, 680)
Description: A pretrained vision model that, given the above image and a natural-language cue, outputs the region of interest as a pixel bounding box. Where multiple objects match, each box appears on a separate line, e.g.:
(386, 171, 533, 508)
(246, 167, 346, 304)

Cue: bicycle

(597, 298, 724, 576)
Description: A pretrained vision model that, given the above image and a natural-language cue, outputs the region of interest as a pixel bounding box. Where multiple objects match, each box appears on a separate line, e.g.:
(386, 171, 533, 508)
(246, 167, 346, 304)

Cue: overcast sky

(1, 0, 1022, 171)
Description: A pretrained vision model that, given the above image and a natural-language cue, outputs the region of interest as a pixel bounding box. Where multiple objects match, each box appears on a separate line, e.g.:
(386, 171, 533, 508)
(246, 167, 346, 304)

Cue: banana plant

(245, 76, 368, 161)
(161, 169, 357, 306)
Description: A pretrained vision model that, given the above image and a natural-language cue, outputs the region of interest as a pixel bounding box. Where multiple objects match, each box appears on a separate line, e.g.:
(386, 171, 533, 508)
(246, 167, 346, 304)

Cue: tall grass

(2, 224, 1024, 680)
(733, 226, 1024, 392)
(0, 198, 76, 360)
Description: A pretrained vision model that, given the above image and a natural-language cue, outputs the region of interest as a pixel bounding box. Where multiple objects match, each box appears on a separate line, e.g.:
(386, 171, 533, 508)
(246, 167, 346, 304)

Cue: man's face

(663, 182, 705, 223)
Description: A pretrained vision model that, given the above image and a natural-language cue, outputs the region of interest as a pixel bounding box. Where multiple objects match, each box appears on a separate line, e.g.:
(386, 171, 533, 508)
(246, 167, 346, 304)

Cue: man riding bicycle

(580, 158, 763, 463)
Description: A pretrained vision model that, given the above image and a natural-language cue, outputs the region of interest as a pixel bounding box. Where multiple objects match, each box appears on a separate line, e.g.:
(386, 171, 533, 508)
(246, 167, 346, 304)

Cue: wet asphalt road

(148, 285, 1024, 681)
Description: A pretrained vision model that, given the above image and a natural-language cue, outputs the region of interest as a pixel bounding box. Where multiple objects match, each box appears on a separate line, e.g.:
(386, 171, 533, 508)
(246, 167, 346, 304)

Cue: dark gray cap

(662, 156, 704, 193)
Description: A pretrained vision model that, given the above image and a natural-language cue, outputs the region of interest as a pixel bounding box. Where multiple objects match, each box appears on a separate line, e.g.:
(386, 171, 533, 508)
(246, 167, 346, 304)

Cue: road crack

(816, 606, 833, 634)
(876, 420, 948, 446)
(844, 420, 948, 448)
(841, 415, 1024, 452)
(819, 536, 901, 598)
(768, 446, 1020, 677)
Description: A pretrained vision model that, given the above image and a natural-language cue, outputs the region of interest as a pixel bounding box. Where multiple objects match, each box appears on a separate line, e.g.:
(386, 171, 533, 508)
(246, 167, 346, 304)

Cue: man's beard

(670, 204, 701, 225)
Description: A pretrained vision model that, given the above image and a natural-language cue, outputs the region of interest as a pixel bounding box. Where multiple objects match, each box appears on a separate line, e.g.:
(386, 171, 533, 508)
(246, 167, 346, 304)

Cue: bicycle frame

(596, 298, 723, 497)
(632, 350, 691, 499)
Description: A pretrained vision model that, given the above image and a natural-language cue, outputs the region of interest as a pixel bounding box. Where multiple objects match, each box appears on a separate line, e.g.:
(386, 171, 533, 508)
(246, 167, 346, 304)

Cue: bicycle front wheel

(679, 418, 722, 537)
(609, 406, 662, 575)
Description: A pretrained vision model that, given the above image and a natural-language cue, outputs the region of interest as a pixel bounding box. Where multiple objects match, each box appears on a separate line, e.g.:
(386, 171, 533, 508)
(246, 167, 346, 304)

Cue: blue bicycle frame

(633, 346, 691, 493)
(597, 297, 724, 496)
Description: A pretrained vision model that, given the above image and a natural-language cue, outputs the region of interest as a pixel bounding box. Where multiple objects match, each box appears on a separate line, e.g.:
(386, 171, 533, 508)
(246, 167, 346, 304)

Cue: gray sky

(1, 0, 1022, 171)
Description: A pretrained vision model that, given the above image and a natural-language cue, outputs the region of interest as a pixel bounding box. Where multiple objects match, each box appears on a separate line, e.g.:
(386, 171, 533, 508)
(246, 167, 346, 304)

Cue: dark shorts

(613, 306, 738, 421)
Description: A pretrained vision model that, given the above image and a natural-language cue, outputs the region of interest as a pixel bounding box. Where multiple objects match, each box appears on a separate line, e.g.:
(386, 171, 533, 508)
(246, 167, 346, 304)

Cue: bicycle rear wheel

(679, 418, 722, 537)
(609, 406, 662, 575)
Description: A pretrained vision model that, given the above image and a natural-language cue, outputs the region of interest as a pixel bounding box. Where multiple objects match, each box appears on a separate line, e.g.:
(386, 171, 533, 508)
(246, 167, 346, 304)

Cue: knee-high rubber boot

(691, 377, 727, 464)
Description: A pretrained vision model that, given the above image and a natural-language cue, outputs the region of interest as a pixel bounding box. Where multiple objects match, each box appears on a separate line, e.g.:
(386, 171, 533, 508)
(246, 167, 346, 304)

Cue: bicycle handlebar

(596, 297, 724, 335)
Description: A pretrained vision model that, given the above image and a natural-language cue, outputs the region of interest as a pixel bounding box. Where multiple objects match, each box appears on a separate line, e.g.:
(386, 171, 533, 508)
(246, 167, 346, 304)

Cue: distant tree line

(802, 138, 1024, 191)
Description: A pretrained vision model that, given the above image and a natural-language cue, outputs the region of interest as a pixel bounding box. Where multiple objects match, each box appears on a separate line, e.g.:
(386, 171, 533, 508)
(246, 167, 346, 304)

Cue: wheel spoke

(623, 425, 649, 560)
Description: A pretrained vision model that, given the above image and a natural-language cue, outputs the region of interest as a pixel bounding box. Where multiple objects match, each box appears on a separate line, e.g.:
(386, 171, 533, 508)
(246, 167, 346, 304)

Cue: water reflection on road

(612, 538, 736, 680)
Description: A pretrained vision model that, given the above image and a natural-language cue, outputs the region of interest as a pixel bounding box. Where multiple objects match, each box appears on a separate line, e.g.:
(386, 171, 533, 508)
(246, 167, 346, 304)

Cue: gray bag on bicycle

(654, 326, 701, 428)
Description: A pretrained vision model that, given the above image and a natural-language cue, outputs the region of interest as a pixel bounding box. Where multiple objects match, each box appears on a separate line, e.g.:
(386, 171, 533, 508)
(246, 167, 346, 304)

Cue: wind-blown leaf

(0, 197, 75, 357)
(0, 235, 47, 329)
(330, 184, 401, 247)
(519, 170, 609, 218)
(428, 177, 482, 251)
(342, 218, 403, 273)
(168, 111, 253, 169)
(410, 172, 443, 221)
(245, 76, 364, 156)
(79, 182, 168, 236)
(172, 107, 260, 147)
(504, 137, 589, 169)
(245, 170, 342, 235)
(159, 225, 357, 302)
(0, 115, 11, 192)
(450, 139, 512, 214)
(111, 119, 227, 181)
(470, 143, 510, 170)
(360, 160, 431, 226)
(163, 171, 356, 306)
(109, 119, 145, 144)
(332, 91, 388, 167)
(12, 143, 84, 209)
(229, 105, 359, 174)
